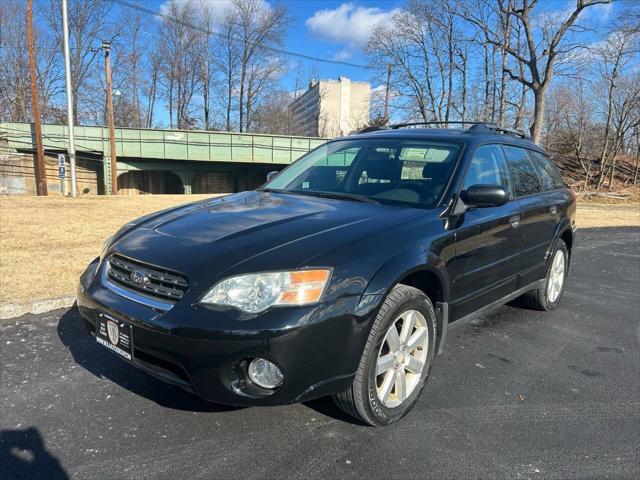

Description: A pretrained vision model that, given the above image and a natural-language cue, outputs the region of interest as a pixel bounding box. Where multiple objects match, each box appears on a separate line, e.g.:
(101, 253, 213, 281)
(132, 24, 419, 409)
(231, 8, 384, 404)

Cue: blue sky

(144, 0, 617, 90)
(119, 0, 619, 124)
(281, 0, 405, 84)
(150, 1, 410, 87)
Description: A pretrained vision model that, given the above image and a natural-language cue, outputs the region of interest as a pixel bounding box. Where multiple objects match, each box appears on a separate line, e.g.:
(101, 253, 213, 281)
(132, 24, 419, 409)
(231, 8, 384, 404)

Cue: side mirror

(462, 185, 509, 208)
(266, 171, 279, 182)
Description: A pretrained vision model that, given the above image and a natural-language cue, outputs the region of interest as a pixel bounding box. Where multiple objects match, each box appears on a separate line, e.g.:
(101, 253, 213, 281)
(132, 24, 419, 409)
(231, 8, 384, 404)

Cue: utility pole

(62, 0, 77, 197)
(26, 0, 47, 196)
(102, 40, 118, 195)
(383, 64, 392, 125)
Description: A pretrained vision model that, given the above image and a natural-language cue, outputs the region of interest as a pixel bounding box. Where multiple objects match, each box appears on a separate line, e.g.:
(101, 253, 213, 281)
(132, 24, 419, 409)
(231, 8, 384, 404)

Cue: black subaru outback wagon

(78, 123, 576, 426)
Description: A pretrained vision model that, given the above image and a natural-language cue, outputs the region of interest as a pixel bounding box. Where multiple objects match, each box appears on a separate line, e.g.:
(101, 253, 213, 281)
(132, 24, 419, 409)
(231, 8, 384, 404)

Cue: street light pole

(102, 40, 118, 195)
(61, 0, 77, 197)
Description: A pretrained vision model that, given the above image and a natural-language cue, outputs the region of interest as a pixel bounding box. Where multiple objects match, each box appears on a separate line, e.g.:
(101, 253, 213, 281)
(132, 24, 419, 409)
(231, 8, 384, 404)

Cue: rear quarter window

(530, 151, 566, 190)
(503, 145, 542, 197)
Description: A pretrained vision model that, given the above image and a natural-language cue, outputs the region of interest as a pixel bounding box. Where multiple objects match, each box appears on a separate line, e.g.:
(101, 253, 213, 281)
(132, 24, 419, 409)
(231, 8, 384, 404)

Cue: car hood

(110, 191, 424, 290)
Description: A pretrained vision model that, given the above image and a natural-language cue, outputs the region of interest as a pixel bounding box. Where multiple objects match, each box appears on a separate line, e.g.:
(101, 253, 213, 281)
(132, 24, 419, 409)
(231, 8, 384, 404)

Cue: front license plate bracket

(95, 315, 133, 360)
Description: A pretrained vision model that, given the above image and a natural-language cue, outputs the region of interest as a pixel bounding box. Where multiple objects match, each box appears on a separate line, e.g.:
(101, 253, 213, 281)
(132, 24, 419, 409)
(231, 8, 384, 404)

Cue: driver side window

(463, 144, 511, 193)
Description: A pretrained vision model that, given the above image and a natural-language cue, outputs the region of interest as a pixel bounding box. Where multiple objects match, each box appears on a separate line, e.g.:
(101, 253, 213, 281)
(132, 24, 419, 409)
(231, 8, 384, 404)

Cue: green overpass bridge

(0, 122, 327, 194)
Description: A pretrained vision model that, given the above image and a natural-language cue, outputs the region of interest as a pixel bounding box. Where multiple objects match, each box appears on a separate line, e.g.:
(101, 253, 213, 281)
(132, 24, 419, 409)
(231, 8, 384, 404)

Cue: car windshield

(262, 138, 462, 208)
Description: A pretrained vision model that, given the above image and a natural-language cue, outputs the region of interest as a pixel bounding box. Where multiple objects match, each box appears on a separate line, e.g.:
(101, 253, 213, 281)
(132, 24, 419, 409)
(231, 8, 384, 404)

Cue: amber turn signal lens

(280, 269, 331, 305)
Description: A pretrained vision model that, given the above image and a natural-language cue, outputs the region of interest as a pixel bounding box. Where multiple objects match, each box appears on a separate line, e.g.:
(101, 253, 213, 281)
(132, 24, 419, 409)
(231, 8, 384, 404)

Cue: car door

(502, 145, 552, 286)
(449, 144, 523, 321)
(526, 150, 571, 282)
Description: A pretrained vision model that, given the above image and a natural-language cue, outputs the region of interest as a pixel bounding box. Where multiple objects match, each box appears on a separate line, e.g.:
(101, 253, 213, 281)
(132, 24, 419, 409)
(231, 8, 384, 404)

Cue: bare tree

(197, 4, 216, 130)
(157, 1, 202, 129)
(0, 1, 63, 123)
(251, 90, 294, 134)
(593, 28, 639, 188)
(233, 0, 290, 132)
(111, 13, 146, 127)
(43, 0, 114, 124)
(143, 45, 162, 129)
(212, 9, 240, 132)
(0, 2, 32, 123)
(458, 0, 612, 143)
(367, 0, 466, 125)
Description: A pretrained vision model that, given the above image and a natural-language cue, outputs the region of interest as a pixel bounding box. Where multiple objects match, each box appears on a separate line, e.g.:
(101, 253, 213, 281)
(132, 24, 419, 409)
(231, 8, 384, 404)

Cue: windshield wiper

(311, 191, 379, 204)
(258, 188, 306, 197)
(261, 188, 379, 204)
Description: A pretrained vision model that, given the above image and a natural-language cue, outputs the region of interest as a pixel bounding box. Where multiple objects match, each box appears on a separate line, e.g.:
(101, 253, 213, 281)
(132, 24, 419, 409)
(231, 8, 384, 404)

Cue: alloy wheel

(375, 309, 429, 408)
(547, 249, 565, 303)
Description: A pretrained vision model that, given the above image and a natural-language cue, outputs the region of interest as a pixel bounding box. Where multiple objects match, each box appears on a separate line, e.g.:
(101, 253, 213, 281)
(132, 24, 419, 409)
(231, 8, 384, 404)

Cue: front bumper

(77, 259, 373, 406)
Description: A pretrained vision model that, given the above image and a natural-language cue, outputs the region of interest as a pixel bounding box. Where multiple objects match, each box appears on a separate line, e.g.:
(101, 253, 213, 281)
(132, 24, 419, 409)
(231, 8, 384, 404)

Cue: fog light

(248, 358, 283, 389)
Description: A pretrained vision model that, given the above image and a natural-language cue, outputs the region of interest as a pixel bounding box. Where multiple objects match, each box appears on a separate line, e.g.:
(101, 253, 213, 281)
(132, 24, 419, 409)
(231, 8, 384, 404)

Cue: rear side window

(503, 145, 542, 197)
(463, 144, 511, 192)
(530, 151, 566, 190)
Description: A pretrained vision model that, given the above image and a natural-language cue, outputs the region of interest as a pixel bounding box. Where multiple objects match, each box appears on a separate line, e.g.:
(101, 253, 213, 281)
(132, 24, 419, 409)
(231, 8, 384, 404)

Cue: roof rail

(355, 125, 390, 134)
(389, 121, 490, 129)
(468, 123, 530, 139)
(355, 120, 531, 139)
(495, 126, 530, 139)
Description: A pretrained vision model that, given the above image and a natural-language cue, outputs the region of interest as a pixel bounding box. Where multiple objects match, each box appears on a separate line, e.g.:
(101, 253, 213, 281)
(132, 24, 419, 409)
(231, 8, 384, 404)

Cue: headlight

(199, 269, 331, 313)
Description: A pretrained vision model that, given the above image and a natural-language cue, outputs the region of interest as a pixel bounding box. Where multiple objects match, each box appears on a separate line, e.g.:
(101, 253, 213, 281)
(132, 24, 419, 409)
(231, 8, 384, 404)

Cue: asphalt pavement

(1, 227, 639, 479)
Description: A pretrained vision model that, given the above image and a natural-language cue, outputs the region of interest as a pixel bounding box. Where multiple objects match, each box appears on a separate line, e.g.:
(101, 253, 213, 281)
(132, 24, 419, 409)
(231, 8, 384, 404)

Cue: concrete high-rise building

(290, 77, 371, 138)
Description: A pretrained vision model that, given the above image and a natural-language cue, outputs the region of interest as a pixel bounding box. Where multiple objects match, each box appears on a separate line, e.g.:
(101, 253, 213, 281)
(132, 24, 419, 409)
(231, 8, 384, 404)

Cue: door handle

(549, 205, 558, 215)
(509, 215, 521, 228)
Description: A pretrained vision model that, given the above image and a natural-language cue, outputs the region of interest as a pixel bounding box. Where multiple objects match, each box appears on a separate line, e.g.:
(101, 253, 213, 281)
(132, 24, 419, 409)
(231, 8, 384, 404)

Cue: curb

(0, 295, 76, 320)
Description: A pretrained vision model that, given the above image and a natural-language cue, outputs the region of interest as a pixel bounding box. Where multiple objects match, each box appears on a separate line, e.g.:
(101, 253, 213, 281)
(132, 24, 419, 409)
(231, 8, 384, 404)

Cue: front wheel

(333, 284, 436, 426)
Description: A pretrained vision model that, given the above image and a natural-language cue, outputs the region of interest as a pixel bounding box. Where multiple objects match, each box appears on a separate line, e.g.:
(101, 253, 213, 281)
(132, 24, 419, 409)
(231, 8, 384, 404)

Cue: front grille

(106, 253, 188, 304)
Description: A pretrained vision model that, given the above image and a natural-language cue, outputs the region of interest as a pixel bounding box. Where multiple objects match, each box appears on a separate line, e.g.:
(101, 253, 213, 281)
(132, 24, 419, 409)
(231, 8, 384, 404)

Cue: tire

(333, 284, 436, 426)
(517, 240, 569, 311)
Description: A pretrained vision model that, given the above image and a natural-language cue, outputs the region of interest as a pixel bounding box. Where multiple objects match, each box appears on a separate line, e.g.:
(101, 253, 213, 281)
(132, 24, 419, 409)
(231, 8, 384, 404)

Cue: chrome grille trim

(101, 266, 174, 311)
(103, 253, 189, 309)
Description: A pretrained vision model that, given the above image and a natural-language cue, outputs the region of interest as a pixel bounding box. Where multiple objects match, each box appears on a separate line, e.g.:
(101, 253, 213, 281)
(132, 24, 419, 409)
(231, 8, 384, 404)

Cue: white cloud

(332, 49, 353, 61)
(579, 0, 614, 22)
(305, 3, 397, 47)
(539, 0, 615, 27)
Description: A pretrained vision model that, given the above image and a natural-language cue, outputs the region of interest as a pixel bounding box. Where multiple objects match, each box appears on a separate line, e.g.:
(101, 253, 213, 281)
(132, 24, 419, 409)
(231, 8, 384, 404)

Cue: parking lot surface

(1, 227, 639, 479)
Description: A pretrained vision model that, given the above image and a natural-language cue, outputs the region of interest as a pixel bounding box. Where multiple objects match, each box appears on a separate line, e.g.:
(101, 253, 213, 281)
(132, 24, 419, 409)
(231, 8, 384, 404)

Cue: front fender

(363, 249, 450, 299)
(355, 247, 450, 319)
(354, 248, 451, 356)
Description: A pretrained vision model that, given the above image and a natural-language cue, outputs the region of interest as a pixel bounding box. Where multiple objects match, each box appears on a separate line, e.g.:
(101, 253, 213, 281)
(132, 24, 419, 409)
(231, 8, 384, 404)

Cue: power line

(112, 0, 368, 69)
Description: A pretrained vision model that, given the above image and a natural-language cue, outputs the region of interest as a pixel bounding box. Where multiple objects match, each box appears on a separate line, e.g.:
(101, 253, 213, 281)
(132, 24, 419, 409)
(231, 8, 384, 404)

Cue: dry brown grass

(1, 195, 638, 303)
(0, 195, 213, 303)
(576, 202, 640, 228)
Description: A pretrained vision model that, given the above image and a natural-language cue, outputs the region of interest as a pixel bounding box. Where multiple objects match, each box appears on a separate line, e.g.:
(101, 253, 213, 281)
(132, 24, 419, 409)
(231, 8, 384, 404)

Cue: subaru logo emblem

(130, 270, 148, 284)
